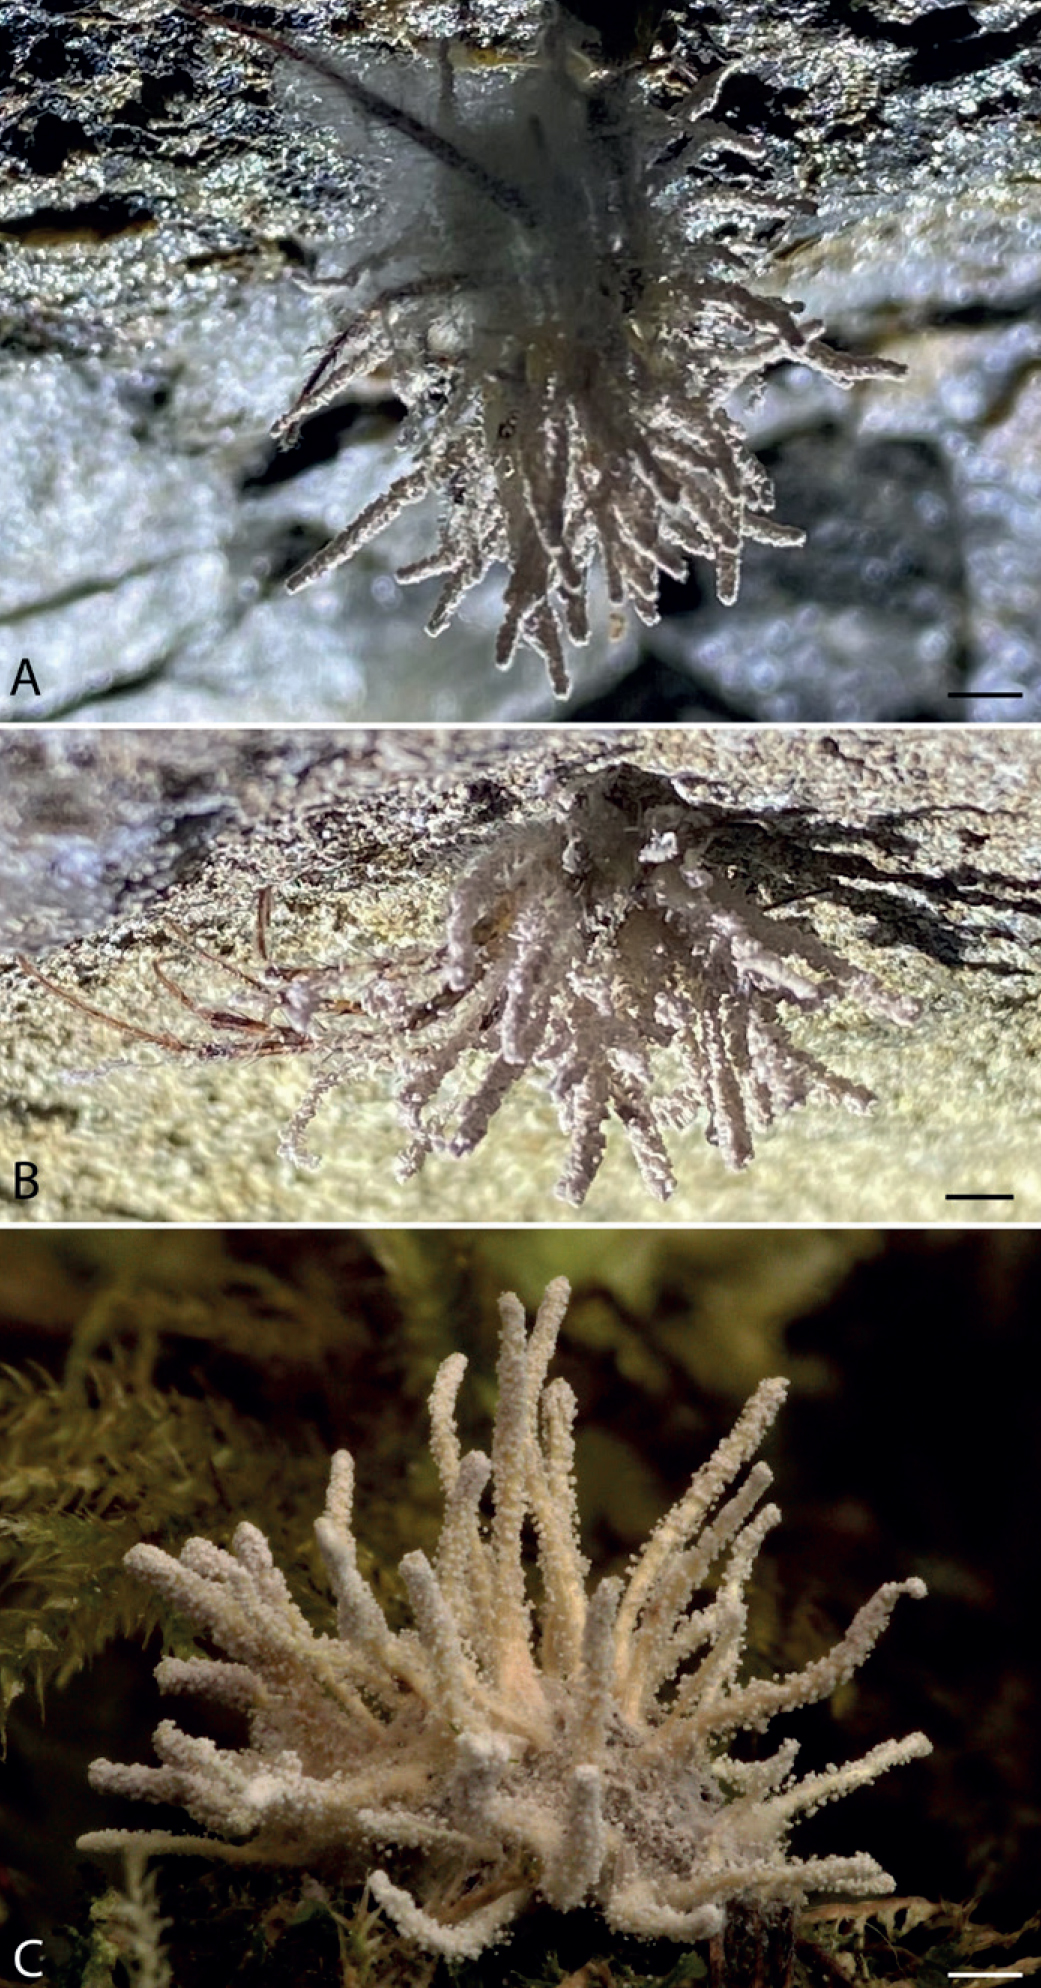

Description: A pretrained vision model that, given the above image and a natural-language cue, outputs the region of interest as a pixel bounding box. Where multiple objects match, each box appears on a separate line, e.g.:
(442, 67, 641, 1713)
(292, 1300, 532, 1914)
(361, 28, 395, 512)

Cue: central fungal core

(79, 1278, 931, 1959)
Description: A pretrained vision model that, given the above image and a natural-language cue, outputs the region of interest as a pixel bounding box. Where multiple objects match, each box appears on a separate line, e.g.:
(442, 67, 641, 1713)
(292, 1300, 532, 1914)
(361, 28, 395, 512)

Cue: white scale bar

(947, 1973, 1024, 1979)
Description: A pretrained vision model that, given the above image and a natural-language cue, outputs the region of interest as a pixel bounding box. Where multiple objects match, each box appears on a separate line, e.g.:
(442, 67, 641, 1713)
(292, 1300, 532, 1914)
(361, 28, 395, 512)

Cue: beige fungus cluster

(79, 1279, 931, 1958)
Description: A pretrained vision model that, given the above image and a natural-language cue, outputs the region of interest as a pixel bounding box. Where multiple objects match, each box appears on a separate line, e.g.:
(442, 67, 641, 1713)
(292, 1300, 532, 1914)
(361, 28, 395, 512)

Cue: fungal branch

(79, 1278, 931, 1961)
(179, 2, 902, 694)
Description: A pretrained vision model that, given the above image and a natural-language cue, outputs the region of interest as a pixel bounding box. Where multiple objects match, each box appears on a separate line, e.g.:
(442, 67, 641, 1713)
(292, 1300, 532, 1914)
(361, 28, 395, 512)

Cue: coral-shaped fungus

(80, 1278, 931, 1960)
(332, 765, 920, 1202)
(256, 7, 901, 693)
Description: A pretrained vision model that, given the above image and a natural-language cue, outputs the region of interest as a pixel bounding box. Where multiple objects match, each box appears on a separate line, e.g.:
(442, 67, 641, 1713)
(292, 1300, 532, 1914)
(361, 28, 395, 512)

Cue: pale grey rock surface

(0, 282, 634, 719)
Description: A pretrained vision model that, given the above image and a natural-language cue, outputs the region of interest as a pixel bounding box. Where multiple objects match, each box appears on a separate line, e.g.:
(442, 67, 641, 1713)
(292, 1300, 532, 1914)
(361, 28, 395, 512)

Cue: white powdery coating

(272, 27, 901, 694)
(79, 1278, 931, 1958)
(370, 765, 920, 1203)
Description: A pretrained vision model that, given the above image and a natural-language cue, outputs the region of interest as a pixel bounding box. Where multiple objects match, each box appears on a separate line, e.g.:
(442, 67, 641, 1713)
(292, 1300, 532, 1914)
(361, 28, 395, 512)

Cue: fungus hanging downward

(195, 3, 902, 694)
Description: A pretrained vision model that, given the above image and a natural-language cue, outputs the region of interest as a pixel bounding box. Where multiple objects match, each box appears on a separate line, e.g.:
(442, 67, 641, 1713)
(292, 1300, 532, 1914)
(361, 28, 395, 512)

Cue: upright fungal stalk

(80, 1278, 931, 1959)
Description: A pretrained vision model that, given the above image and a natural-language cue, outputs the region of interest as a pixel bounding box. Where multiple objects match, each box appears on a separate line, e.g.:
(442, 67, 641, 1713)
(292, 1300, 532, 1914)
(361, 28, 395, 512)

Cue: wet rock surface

(1, 0, 1039, 720)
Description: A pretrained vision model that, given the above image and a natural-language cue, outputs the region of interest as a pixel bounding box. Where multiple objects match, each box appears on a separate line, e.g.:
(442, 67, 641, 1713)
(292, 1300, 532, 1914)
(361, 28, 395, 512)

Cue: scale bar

(945, 1194, 1014, 1201)
(947, 1972, 1024, 1978)
(947, 691, 1023, 699)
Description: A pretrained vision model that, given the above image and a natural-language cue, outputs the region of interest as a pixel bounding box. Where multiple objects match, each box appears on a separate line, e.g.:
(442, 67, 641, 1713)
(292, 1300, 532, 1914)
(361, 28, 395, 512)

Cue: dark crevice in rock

(903, 11, 1041, 85)
(713, 69, 809, 140)
(11, 110, 98, 174)
(0, 193, 155, 244)
(803, 0, 1041, 82)
(239, 398, 404, 491)
(109, 66, 199, 128)
(565, 653, 744, 721)
(0, 1095, 83, 1128)
(900, 286, 1041, 329)
(714, 808, 1041, 967)
(812, 1, 981, 51)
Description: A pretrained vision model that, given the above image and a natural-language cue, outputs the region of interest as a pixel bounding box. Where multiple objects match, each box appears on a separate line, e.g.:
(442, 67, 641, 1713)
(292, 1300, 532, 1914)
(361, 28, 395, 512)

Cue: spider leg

(256, 884, 274, 964)
(17, 958, 197, 1054)
(167, 893, 361, 1024)
(273, 311, 385, 440)
(229, 884, 328, 988)
(268, 13, 533, 217)
(245, 882, 333, 982)
(152, 962, 286, 1037)
(177, 4, 538, 224)
(274, 272, 473, 444)
(162, 923, 277, 1001)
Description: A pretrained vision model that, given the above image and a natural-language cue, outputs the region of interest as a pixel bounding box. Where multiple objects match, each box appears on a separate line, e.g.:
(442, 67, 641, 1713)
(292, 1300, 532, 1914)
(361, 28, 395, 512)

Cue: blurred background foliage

(0, 1228, 1037, 1984)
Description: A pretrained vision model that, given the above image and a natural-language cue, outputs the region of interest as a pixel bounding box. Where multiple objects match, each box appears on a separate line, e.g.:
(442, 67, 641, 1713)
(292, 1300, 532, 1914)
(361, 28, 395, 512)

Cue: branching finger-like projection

(358, 765, 921, 1202)
(185, 3, 902, 694)
(79, 1278, 931, 1960)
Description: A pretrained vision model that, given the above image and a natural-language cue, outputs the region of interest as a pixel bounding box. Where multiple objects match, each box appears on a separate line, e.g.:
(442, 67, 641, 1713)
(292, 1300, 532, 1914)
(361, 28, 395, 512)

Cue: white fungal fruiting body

(80, 1278, 931, 1959)
(357, 766, 920, 1203)
(271, 17, 901, 692)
